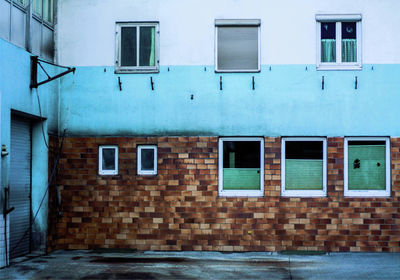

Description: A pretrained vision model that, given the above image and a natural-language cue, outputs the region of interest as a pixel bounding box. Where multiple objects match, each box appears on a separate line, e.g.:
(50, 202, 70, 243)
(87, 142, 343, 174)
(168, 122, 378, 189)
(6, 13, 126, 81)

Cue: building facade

(1, 0, 400, 267)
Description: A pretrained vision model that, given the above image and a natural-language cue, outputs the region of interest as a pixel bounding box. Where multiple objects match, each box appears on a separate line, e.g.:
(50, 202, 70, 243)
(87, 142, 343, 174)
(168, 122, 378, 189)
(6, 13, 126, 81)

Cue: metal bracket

(252, 76, 255, 90)
(355, 76, 358, 90)
(322, 76, 324, 90)
(220, 76, 223, 90)
(30, 56, 76, 89)
(150, 77, 154, 90)
(118, 77, 122, 91)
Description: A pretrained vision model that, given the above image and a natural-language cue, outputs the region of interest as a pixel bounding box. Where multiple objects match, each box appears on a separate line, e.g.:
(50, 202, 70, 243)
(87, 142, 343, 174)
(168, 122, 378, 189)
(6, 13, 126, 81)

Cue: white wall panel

(57, 0, 400, 66)
(0, 0, 11, 41)
(10, 5, 26, 48)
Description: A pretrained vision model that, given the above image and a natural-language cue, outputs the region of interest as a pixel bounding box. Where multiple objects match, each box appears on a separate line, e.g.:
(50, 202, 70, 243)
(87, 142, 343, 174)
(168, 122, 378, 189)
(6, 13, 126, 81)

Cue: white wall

(57, 0, 400, 66)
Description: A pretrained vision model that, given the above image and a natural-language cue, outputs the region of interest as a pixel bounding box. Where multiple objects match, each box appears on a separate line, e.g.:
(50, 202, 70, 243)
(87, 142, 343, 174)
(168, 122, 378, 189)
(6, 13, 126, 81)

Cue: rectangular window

(215, 19, 261, 72)
(219, 137, 264, 196)
(137, 145, 157, 175)
(33, 0, 53, 23)
(344, 137, 390, 197)
(316, 14, 361, 70)
(99, 145, 118, 175)
(281, 137, 327, 197)
(115, 22, 159, 73)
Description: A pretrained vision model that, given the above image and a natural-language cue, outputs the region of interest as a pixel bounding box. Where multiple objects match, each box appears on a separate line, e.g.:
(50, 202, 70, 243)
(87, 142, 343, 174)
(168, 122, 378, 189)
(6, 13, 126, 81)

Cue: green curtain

(342, 39, 357, 63)
(149, 28, 155, 66)
(285, 159, 323, 190)
(321, 39, 336, 63)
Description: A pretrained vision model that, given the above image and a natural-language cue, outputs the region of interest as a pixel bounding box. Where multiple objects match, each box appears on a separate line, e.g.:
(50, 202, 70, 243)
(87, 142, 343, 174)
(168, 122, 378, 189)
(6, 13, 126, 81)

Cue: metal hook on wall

(355, 76, 358, 90)
(322, 76, 324, 90)
(252, 76, 255, 90)
(118, 77, 122, 91)
(220, 76, 223, 91)
(150, 77, 154, 91)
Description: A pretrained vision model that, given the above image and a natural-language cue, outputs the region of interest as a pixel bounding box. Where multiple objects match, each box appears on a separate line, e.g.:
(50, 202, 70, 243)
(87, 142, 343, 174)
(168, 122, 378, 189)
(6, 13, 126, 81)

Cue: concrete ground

(0, 250, 399, 279)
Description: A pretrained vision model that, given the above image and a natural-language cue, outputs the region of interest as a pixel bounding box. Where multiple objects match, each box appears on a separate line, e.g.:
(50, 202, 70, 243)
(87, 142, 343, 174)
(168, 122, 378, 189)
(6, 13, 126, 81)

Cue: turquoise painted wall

(0, 38, 59, 246)
(59, 64, 400, 137)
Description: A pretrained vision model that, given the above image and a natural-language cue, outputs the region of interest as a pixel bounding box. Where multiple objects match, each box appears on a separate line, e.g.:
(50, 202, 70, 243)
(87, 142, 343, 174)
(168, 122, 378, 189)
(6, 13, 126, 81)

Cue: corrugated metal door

(10, 116, 32, 258)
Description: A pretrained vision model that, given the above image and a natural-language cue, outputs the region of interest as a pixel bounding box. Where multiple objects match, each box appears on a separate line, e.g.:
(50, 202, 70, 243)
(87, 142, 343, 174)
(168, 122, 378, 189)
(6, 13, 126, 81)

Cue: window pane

(33, 0, 42, 16)
(139, 26, 156, 66)
(121, 27, 137, 66)
(102, 148, 116, 171)
(217, 26, 258, 70)
(321, 22, 336, 62)
(342, 22, 356, 62)
(43, 0, 53, 23)
(223, 141, 260, 190)
(348, 142, 386, 190)
(285, 141, 323, 190)
(141, 149, 154, 170)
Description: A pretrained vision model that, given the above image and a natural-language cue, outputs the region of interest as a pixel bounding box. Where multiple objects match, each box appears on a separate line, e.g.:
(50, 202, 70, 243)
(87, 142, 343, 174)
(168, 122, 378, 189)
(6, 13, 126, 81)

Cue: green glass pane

(321, 39, 336, 62)
(33, 0, 42, 16)
(121, 27, 137, 66)
(139, 27, 155, 66)
(285, 159, 323, 190)
(342, 39, 357, 62)
(348, 145, 385, 190)
(43, 0, 53, 23)
(223, 168, 260, 190)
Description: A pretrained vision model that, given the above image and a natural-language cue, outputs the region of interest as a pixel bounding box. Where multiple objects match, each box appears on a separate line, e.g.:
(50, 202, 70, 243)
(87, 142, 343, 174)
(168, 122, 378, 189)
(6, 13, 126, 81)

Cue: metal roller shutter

(10, 115, 32, 258)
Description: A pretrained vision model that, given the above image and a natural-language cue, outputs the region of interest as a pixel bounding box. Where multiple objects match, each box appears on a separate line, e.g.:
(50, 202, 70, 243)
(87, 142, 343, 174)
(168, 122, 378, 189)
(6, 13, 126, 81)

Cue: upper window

(33, 0, 54, 23)
(99, 145, 118, 175)
(215, 19, 261, 72)
(218, 137, 264, 196)
(137, 145, 157, 175)
(115, 22, 159, 73)
(344, 137, 390, 197)
(316, 14, 361, 70)
(281, 137, 327, 197)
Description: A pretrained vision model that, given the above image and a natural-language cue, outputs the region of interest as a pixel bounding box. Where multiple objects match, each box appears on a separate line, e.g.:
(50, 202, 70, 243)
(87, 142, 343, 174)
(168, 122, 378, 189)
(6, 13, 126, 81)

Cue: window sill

(215, 69, 261, 73)
(281, 190, 326, 197)
(344, 190, 391, 197)
(115, 67, 159, 74)
(219, 190, 264, 197)
(316, 64, 362, 71)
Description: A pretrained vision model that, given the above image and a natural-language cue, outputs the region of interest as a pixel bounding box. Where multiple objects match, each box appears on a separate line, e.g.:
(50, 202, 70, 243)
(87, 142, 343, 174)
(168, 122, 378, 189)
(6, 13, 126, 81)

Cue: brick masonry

(47, 137, 400, 252)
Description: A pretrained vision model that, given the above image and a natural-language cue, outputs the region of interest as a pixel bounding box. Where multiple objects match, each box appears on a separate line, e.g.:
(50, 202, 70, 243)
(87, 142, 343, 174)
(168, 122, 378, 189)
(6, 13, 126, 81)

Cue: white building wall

(57, 0, 400, 66)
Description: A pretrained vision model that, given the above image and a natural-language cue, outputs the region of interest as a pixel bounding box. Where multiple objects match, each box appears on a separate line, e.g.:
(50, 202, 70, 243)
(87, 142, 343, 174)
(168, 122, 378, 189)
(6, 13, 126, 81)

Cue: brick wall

(47, 137, 400, 252)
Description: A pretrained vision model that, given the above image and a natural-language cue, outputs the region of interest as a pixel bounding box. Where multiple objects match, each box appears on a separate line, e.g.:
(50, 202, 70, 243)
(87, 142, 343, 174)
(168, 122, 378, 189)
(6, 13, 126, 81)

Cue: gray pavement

(0, 250, 399, 279)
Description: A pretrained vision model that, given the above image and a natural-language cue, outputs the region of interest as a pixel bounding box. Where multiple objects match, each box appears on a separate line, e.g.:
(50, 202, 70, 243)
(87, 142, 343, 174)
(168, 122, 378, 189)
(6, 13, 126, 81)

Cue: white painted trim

(215, 20, 261, 73)
(316, 16, 362, 70)
(98, 145, 118, 175)
(137, 145, 157, 176)
(344, 137, 391, 197)
(115, 22, 160, 73)
(218, 137, 264, 197)
(281, 137, 327, 197)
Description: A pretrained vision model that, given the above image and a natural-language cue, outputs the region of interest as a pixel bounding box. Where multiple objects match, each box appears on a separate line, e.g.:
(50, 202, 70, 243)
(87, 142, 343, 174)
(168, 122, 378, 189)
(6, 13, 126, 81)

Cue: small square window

(115, 22, 159, 73)
(215, 19, 261, 72)
(281, 137, 327, 197)
(218, 137, 264, 196)
(99, 145, 118, 175)
(316, 14, 361, 70)
(344, 137, 390, 197)
(137, 145, 157, 175)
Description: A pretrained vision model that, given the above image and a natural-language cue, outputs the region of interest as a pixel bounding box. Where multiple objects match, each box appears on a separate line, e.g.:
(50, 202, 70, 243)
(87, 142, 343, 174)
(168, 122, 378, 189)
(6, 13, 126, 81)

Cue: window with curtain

(316, 15, 361, 69)
(344, 137, 390, 197)
(218, 137, 264, 197)
(116, 22, 159, 73)
(281, 138, 327, 197)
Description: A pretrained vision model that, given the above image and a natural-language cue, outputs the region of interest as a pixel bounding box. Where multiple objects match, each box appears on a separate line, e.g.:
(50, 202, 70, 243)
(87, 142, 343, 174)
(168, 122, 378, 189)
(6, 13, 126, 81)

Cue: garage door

(9, 115, 32, 258)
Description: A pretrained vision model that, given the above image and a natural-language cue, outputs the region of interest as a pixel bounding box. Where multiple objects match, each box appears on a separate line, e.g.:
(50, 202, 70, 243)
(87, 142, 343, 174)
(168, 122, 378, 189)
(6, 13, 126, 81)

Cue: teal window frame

(99, 145, 118, 175)
(316, 14, 362, 70)
(281, 137, 327, 197)
(344, 137, 391, 197)
(115, 22, 160, 73)
(218, 137, 264, 197)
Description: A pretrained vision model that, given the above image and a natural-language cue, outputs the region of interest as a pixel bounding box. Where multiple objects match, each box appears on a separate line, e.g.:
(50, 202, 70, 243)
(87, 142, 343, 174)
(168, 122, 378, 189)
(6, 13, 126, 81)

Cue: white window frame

(218, 137, 264, 197)
(281, 137, 327, 197)
(115, 22, 160, 73)
(344, 137, 391, 197)
(137, 145, 158, 175)
(98, 145, 118, 175)
(215, 19, 261, 73)
(316, 14, 362, 70)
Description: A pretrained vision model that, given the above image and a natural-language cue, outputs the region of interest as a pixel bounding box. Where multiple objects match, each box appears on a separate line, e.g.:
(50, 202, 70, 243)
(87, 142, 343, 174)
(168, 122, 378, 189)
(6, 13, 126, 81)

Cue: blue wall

(0, 38, 59, 248)
(60, 64, 400, 137)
